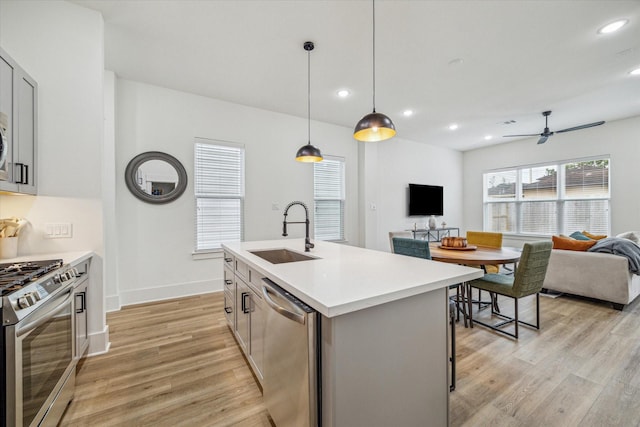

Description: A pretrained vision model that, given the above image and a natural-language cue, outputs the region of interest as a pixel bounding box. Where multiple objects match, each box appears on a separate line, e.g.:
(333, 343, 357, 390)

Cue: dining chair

(388, 231, 413, 253)
(467, 241, 552, 339)
(466, 231, 503, 273)
(391, 237, 456, 390)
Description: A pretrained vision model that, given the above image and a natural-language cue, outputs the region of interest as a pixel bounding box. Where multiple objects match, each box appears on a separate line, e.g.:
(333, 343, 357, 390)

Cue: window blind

(195, 141, 244, 251)
(314, 157, 345, 241)
(484, 158, 609, 236)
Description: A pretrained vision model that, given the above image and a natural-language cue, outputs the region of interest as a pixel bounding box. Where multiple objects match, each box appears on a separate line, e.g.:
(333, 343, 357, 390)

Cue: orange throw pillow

(552, 235, 597, 251)
(582, 231, 607, 240)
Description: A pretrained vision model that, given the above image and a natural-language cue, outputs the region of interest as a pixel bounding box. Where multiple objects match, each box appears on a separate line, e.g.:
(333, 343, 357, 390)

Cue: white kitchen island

(222, 239, 483, 427)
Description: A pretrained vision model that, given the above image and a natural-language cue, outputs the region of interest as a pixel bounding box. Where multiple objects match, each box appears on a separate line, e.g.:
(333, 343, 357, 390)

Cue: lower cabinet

(225, 258, 265, 385)
(73, 261, 90, 360)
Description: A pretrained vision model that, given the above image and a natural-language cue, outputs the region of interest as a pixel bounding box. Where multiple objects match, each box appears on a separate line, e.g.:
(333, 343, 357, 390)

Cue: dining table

(429, 242, 522, 327)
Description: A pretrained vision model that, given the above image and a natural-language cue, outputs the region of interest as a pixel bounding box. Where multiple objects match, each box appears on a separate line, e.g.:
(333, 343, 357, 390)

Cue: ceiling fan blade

(555, 121, 605, 133)
(537, 135, 549, 144)
(503, 133, 541, 138)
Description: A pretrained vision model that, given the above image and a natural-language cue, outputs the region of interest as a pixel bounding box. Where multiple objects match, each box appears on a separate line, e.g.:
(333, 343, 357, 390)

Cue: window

(314, 156, 345, 241)
(194, 139, 244, 251)
(484, 158, 609, 236)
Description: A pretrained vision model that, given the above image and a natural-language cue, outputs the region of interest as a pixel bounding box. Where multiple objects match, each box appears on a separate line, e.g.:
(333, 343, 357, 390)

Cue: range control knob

(17, 296, 30, 309)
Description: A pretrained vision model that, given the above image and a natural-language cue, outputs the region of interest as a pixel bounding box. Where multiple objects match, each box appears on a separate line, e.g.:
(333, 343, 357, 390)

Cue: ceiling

(72, 0, 640, 151)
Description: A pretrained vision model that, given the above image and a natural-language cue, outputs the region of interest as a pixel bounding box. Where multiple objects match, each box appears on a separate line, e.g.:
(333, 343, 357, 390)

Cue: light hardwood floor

(60, 291, 640, 426)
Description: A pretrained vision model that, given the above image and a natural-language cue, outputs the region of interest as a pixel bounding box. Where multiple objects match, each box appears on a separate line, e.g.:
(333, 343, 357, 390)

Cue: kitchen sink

(249, 249, 318, 264)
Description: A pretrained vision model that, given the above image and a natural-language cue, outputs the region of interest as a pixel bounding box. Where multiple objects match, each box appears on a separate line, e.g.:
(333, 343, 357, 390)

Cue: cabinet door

(74, 280, 89, 359)
(249, 288, 265, 381)
(16, 74, 36, 194)
(234, 278, 250, 352)
(0, 50, 16, 189)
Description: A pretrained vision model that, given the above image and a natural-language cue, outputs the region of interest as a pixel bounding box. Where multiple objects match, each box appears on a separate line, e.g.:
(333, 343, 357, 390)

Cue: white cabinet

(223, 252, 265, 384)
(0, 46, 37, 195)
(73, 260, 91, 360)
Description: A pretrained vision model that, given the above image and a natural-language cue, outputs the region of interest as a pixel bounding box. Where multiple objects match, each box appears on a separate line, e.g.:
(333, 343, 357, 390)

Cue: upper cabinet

(0, 46, 37, 195)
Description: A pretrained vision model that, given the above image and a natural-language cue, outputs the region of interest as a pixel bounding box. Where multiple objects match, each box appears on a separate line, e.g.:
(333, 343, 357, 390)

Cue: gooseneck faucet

(282, 201, 314, 252)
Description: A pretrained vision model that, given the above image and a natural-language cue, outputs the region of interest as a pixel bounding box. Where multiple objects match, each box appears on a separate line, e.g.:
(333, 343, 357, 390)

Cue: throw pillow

(552, 235, 597, 251)
(569, 231, 591, 241)
(582, 231, 607, 240)
(617, 231, 640, 244)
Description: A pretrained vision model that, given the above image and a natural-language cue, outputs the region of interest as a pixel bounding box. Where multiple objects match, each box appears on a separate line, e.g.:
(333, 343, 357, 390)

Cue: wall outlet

(44, 223, 73, 239)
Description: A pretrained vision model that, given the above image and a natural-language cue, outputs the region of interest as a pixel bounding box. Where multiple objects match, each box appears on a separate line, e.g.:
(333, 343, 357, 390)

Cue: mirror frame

(124, 151, 188, 204)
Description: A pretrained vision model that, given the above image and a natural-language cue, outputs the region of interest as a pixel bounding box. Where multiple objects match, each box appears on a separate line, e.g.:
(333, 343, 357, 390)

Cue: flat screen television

(408, 184, 443, 216)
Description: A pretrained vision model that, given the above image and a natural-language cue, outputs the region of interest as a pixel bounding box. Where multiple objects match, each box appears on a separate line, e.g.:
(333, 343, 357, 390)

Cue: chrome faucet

(282, 201, 314, 252)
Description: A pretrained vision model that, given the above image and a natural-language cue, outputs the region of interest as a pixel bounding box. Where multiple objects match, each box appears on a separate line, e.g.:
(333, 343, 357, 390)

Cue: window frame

(194, 138, 245, 253)
(313, 155, 346, 242)
(483, 156, 610, 237)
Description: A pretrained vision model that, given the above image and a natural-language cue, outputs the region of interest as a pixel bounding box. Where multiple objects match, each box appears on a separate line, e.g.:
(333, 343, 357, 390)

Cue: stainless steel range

(1, 259, 83, 427)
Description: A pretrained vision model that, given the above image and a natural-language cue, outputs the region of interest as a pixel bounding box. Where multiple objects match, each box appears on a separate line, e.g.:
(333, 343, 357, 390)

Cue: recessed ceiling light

(630, 68, 640, 76)
(337, 89, 350, 98)
(484, 135, 493, 141)
(448, 58, 464, 66)
(448, 123, 459, 131)
(403, 109, 414, 117)
(598, 19, 628, 34)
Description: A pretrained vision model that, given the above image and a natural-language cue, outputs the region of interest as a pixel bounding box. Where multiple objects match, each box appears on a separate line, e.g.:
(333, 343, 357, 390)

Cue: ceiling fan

(503, 111, 605, 144)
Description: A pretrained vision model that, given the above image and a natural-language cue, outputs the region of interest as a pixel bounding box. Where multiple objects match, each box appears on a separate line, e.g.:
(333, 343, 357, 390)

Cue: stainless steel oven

(1, 260, 81, 427)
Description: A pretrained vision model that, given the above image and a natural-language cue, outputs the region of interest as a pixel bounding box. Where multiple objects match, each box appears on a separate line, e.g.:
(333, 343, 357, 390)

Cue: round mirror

(125, 151, 188, 204)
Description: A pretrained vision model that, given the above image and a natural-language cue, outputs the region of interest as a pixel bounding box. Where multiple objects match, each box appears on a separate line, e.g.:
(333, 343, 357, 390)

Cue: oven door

(4, 286, 74, 427)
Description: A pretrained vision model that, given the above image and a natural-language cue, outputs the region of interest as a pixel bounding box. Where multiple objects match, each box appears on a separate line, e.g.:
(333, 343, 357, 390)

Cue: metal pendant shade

(354, 0, 396, 142)
(296, 41, 323, 163)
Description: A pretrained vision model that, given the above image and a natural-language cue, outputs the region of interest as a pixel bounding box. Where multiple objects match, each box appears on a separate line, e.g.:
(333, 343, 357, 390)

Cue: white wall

(462, 115, 640, 247)
(111, 78, 361, 306)
(0, 0, 108, 354)
(360, 139, 464, 252)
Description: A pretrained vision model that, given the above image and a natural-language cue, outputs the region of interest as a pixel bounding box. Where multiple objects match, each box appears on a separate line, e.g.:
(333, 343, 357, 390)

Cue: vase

(428, 215, 437, 230)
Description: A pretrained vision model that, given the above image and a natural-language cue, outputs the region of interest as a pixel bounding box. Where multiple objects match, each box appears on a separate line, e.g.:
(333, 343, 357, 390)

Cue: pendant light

(353, 0, 396, 142)
(296, 41, 323, 162)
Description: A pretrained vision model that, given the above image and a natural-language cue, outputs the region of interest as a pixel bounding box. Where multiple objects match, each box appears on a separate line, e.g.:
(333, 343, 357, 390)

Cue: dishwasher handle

(262, 281, 306, 325)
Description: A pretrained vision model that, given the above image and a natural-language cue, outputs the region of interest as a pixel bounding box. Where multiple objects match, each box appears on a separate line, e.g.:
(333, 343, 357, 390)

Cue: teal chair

(468, 241, 552, 339)
(391, 237, 457, 391)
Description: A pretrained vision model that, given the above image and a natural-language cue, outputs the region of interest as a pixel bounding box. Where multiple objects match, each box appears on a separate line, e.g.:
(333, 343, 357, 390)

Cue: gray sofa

(543, 249, 640, 310)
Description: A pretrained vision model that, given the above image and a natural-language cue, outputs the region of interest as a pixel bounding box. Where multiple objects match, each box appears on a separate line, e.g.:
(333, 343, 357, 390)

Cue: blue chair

(391, 237, 457, 391)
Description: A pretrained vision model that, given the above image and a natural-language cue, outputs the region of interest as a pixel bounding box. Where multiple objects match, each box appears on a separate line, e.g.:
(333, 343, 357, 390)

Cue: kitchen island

(222, 239, 483, 427)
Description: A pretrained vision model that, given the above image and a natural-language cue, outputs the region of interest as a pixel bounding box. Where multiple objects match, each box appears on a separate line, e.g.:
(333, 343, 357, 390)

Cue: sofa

(543, 248, 640, 310)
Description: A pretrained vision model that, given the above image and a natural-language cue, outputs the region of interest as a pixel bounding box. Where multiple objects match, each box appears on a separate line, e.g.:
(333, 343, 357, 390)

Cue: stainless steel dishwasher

(261, 278, 318, 427)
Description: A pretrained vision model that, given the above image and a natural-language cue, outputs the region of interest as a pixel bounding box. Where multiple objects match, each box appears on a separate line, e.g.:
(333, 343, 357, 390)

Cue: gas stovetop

(0, 259, 64, 297)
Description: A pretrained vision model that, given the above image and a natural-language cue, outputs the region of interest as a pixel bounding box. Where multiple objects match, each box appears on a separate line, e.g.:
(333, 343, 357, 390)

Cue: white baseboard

(105, 294, 121, 312)
(118, 278, 222, 307)
(87, 324, 110, 356)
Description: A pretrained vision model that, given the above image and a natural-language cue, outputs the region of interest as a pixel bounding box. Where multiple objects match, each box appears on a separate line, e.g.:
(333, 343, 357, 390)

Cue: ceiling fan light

(353, 111, 396, 142)
(296, 143, 323, 162)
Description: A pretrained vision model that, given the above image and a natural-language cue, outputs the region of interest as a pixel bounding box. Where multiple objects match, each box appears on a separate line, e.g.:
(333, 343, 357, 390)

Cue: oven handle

(16, 290, 72, 338)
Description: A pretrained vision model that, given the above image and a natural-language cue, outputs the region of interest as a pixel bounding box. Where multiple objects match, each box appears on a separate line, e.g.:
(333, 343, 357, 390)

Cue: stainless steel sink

(249, 249, 317, 264)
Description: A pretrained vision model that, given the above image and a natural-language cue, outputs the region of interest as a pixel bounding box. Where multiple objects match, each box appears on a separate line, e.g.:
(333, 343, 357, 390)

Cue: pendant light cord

(372, 0, 376, 113)
(308, 47, 311, 144)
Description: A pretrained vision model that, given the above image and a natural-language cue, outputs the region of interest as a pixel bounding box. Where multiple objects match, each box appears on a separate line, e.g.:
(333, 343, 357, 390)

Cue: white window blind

(195, 140, 244, 251)
(483, 158, 609, 236)
(314, 156, 345, 241)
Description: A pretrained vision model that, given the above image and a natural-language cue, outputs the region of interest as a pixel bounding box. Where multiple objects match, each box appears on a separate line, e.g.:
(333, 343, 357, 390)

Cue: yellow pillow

(582, 231, 607, 240)
(552, 235, 597, 251)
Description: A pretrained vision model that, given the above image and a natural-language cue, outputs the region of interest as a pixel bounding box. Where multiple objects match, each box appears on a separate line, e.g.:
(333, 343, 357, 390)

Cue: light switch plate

(44, 223, 73, 239)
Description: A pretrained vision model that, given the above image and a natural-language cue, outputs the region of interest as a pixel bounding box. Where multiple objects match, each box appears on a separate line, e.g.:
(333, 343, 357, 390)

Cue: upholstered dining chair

(391, 237, 457, 390)
(388, 231, 413, 253)
(468, 241, 552, 339)
(466, 231, 503, 273)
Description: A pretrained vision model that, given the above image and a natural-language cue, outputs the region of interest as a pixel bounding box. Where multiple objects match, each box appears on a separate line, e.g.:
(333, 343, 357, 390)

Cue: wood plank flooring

(60, 290, 640, 426)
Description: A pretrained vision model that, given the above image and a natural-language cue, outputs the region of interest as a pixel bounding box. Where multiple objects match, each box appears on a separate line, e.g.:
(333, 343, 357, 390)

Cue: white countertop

(0, 250, 94, 266)
(223, 239, 484, 317)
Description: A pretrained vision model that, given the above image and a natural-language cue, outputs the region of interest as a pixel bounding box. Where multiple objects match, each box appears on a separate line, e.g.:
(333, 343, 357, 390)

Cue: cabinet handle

(224, 307, 232, 314)
(14, 162, 24, 184)
(225, 279, 233, 286)
(75, 292, 85, 314)
(224, 257, 232, 263)
(22, 164, 28, 185)
(241, 292, 250, 314)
